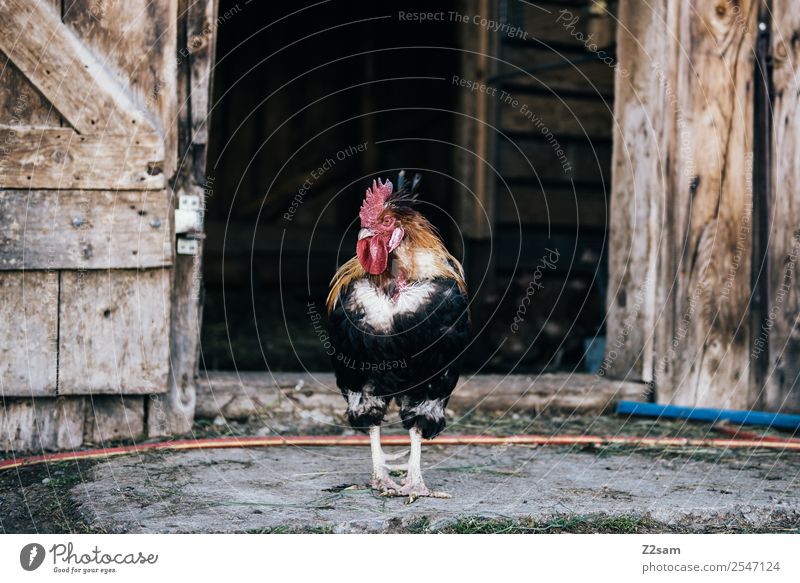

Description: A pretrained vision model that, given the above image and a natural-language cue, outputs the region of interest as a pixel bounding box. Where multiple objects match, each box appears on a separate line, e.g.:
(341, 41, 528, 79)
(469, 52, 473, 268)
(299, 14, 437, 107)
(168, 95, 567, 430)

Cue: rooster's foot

(370, 475, 402, 495)
(379, 480, 451, 503)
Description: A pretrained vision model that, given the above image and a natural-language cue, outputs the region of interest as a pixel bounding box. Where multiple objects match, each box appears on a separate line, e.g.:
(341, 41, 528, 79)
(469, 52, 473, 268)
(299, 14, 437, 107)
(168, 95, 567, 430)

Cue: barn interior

(201, 0, 616, 374)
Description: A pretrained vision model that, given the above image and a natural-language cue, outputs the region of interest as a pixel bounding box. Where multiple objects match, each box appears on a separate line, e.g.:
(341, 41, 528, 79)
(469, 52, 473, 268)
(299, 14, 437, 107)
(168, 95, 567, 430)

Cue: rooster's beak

(357, 228, 374, 241)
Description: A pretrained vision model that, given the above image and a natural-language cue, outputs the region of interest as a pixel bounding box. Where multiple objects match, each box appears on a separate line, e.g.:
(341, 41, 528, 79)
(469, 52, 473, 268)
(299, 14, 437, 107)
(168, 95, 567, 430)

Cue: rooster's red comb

(359, 178, 393, 227)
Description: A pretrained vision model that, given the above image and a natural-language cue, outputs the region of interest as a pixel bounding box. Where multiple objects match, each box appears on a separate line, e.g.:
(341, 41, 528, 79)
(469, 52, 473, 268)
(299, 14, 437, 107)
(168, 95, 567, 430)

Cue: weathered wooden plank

(196, 372, 648, 421)
(0, 271, 58, 397)
(495, 228, 602, 274)
(0, 0, 62, 129)
(186, 0, 216, 147)
(83, 395, 145, 444)
(453, 0, 498, 337)
(0, 0, 63, 185)
(0, 58, 60, 126)
(64, 0, 178, 178)
(0, 189, 172, 270)
(58, 268, 171, 395)
(654, 0, 757, 408)
(499, 92, 612, 138)
(604, 0, 671, 381)
(148, 185, 201, 436)
(0, 0, 161, 137)
(0, 397, 85, 452)
(498, 44, 615, 96)
(504, 1, 613, 50)
(496, 185, 607, 228)
(498, 137, 611, 185)
(454, 0, 497, 241)
(148, 0, 218, 438)
(764, 0, 800, 412)
(0, 127, 165, 190)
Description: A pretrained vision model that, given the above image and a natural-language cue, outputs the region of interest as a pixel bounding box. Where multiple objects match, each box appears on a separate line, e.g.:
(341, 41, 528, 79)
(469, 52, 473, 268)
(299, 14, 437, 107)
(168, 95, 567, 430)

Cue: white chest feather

(348, 279, 435, 332)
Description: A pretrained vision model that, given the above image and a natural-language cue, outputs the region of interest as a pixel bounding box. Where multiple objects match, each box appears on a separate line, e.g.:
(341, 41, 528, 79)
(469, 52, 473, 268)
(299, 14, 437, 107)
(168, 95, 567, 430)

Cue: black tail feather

(391, 169, 422, 208)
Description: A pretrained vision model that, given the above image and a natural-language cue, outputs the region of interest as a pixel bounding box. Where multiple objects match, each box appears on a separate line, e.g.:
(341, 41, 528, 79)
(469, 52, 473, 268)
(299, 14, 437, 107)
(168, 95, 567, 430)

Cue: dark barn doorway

(201, 0, 616, 375)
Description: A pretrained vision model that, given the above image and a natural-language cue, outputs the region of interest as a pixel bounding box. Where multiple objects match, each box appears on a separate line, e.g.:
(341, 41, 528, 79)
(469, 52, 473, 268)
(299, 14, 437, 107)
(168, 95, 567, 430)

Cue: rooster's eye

(383, 216, 393, 225)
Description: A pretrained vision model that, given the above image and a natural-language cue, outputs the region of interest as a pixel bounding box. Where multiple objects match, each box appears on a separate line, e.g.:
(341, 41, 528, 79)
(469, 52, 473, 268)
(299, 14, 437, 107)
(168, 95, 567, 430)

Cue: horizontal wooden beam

(196, 371, 647, 421)
(496, 185, 608, 229)
(498, 44, 615, 96)
(83, 395, 145, 444)
(498, 137, 611, 185)
(0, 127, 165, 190)
(499, 92, 612, 139)
(0, 189, 173, 270)
(0, 396, 85, 451)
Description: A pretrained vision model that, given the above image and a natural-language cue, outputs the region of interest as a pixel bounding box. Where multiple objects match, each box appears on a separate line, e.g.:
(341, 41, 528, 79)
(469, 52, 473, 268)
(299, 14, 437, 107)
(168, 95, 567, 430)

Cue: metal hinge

(176, 194, 204, 255)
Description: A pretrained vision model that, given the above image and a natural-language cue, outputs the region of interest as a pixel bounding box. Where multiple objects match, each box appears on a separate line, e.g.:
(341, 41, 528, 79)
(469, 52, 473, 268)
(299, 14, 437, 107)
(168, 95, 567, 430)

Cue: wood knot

(52, 150, 70, 164)
(189, 33, 209, 53)
(775, 41, 788, 61)
(689, 175, 701, 196)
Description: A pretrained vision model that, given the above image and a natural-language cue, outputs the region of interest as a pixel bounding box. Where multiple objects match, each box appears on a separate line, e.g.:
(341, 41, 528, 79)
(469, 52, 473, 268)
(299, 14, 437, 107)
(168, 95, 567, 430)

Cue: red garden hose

(2, 432, 800, 472)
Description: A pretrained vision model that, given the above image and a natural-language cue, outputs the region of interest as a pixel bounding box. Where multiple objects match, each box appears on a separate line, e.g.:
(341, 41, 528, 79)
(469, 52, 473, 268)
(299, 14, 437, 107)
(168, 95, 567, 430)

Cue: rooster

(327, 171, 470, 499)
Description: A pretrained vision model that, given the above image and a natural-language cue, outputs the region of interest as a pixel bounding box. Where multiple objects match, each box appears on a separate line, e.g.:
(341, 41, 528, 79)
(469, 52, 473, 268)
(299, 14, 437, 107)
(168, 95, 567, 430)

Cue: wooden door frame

(148, 0, 218, 437)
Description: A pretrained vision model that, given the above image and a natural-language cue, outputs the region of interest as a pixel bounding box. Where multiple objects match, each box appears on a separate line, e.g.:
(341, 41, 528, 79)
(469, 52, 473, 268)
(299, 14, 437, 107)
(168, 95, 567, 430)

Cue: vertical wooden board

(148, 0, 218, 438)
(454, 0, 493, 240)
(655, 0, 756, 409)
(0, 271, 58, 397)
(63, 0, 178, 176)
(83, 395, 145, 444)
(58, 269, 171, 395)
(0, 397, 85, 452)
(453, 0, 498, 307)
(186, 0, 217, 147)
(765, 0, 800, 412)
(604, 0, 671, 382)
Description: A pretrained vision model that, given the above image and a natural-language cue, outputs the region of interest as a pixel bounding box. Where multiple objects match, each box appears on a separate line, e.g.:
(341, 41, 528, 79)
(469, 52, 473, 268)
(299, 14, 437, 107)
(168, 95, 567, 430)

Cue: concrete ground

(67, 443, 800, 533)
(3, 413, 800, 533)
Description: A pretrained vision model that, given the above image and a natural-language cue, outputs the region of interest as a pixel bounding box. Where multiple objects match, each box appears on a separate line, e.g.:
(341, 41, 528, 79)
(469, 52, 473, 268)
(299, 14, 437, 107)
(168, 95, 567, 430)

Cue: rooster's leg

(369, 426, 402, 493)
(395, 427, 451, 501)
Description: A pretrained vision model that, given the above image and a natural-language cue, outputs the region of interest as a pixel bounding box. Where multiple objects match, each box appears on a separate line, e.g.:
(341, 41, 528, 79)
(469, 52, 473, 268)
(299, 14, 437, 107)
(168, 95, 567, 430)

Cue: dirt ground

(2, 413, 799, 534)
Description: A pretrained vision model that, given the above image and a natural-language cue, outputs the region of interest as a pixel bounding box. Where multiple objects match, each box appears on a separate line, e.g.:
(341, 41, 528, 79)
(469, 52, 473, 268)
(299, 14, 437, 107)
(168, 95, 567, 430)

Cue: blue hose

(616, 401, 800, 431)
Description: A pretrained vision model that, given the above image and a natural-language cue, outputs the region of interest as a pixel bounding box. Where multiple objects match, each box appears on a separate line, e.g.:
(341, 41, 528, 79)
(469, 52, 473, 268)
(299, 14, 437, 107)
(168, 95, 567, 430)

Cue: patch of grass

(432, 514, 656, 534)
(593, 515, 652, 533)
(248, 525, 292, 534)
(404, 516, 433, 534)
(237, 515, 800, 534)
(246, 525, 334, 534)
(443, 517, 531, 534)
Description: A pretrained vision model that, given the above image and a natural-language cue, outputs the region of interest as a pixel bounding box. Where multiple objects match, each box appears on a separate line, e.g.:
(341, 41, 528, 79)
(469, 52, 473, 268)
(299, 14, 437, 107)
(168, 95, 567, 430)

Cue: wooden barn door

(0, 0, 216, 450)
(608, 0, 800, 413)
